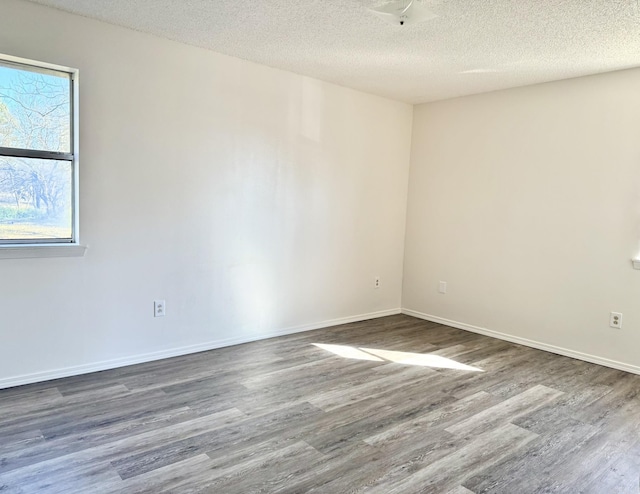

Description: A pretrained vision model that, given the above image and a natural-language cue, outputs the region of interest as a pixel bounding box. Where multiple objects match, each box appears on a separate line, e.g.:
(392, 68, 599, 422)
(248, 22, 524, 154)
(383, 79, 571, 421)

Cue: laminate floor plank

(363, 390, 499, 447)
(240, 356, 369, 389)
(439, 349, 549, 399)
(313, 427, 466, 493)
(463, 414, 600, 493)
(97, 454, 215, 494)
(0, 409, 246, 491)
(0, 388, 63, 418)
(1, 314, 639, 493)
(584, 443, 640, 494)
(0, 429, 45, 458)
(267, 442, 383, 494)
(0, 387, 180, 441)
(305, 390, 457, 454)
(367, 422, 538, 494)
(307, 363, 437, 412)
(111, 403, 322, 480)
(479, 353, 579, 399)
(206, 386, 447, 466)
(445, 384, 563, 437)
(446, 486, 476, 494)
(202, 441, 326, 494)
(0, 405, 199, 475)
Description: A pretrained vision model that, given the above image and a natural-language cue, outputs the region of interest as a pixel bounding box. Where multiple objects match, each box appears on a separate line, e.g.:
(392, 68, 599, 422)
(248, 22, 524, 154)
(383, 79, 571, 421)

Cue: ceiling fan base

(369, 0, 438, 26)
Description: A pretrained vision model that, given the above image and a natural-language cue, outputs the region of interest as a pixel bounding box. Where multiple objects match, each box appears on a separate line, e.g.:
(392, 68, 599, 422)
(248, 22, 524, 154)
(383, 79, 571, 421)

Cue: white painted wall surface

(403, 68, 640, 369)
(0, 0, 412, 387)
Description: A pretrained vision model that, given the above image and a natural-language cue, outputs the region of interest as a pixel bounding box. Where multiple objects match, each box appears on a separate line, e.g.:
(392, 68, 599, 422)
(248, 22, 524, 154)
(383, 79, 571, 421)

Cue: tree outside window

(0, 57, 76, 244)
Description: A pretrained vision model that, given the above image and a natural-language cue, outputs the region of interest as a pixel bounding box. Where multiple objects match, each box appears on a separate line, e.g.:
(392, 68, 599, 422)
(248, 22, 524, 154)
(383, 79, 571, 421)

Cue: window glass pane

(0, 157, 72, 241)
(0, 62, 71, 153)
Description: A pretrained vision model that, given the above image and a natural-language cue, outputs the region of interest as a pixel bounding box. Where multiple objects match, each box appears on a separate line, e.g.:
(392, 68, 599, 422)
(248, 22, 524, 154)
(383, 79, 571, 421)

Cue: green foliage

(0, 203, 46, 222)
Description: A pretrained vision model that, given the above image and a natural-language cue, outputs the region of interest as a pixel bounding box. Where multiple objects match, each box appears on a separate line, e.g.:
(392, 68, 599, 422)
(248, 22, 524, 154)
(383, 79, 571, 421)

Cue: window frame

(0, 53, 80, 248)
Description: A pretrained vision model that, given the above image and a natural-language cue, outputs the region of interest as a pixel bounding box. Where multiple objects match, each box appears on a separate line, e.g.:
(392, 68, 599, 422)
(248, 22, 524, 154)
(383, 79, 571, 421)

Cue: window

(0, 54, 78, 245)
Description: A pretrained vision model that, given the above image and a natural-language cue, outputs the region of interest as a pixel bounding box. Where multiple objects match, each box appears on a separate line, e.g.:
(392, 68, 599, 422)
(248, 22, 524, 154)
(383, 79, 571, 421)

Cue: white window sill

(633, 259, 640, 270)
(0, 244, 87, 259)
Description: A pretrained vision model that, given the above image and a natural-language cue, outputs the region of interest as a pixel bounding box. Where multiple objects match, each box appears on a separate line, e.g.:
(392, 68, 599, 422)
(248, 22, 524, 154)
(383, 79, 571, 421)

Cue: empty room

(1, 0, 639, 492)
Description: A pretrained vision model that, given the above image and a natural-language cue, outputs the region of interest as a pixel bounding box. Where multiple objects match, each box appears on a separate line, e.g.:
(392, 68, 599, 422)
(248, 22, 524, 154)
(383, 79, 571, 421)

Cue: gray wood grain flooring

(1, 315, 639, 493)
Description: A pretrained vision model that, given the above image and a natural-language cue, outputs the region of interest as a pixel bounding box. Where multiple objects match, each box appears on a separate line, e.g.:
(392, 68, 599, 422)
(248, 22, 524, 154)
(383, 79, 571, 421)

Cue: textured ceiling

(27, 0, 640, 103)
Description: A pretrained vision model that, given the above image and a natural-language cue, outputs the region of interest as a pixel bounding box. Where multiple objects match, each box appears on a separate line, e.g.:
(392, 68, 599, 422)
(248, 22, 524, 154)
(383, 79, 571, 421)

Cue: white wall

(0, 0, 413, 387)
(403, 68, 640, 370)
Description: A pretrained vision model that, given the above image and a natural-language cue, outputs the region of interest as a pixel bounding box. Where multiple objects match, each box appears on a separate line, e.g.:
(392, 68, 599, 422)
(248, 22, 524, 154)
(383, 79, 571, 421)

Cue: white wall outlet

(609, 312, 622, 329)
(438, 281, 447, 294)
(374, 276, 381, 289)
(154, 300, 166, 317)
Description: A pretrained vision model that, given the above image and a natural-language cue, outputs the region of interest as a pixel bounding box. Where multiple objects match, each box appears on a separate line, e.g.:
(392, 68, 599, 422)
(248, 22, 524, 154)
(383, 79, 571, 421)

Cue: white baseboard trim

(402, 308, 640, 376)
(0, 308, 402, 390)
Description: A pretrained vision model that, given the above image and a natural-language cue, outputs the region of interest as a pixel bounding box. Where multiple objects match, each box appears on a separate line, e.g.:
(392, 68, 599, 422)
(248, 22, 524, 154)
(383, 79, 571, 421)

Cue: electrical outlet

(438, 281, 447, 294)
(374, 276, 381, 289)
(154, 300, 166, 317)
(609, 312, 622, 329)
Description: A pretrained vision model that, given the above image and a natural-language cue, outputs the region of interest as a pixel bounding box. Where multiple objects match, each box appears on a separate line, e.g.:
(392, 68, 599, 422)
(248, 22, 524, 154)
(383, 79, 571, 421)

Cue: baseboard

(0, 308, 402, 390)
(402, 308, 640, 376)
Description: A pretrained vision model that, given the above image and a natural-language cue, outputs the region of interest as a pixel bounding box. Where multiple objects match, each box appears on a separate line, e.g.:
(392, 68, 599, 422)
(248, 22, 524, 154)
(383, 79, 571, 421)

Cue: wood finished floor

(1, 315, 639, 493)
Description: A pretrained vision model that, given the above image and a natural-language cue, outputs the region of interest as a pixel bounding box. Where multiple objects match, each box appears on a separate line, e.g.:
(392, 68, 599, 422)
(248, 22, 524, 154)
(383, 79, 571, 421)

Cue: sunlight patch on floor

(313, 343, 483, 372)
(312, 343, 384, 362)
